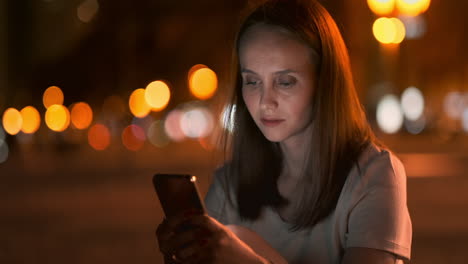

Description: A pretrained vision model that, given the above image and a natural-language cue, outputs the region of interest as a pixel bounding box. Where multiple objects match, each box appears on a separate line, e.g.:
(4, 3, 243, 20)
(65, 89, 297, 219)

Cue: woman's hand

(156, 211, 269, 264)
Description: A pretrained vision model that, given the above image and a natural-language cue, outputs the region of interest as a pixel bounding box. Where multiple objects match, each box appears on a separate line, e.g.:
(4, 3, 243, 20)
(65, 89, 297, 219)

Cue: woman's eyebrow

(241, 68, 297, 75)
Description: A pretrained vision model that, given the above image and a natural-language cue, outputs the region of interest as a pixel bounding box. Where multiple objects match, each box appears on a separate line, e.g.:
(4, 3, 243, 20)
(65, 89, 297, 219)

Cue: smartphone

(152, 173, 206, 218)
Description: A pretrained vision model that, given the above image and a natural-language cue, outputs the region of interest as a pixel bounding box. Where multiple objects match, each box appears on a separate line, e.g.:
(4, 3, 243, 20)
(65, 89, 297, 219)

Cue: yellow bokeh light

(373, 18, 396, 44)
(2, 108, 23, 135)
(391, 17, 406, 44)
(367, 0, 395, 16)
(43, 86, 64, 109)
(45, 104, 70, 132)
(189, 66, 218, 100)
(396, 0, 430, 16)
(145, 80, 171, 111)
(373, 17, 405, 44)
(20, 106, 41, 134)
(129, 88, 151, 118)
(71, 102, 93, 130)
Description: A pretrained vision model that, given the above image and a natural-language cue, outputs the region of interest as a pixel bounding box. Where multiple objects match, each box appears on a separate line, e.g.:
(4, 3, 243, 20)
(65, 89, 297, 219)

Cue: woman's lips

(261, 118, 284, 127)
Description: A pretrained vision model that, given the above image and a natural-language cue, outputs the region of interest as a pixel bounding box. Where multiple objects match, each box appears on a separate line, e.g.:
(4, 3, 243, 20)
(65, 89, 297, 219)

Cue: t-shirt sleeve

(204, 168, 230, 225)
(345, 151, 412, 261)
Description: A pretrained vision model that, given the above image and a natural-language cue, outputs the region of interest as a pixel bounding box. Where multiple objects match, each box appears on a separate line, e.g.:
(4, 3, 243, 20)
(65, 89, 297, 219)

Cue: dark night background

(1, 0, 468, 263)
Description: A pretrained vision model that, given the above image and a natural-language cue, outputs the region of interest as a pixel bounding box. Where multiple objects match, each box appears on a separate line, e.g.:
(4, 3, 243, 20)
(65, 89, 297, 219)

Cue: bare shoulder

(342, 247, 403, 264)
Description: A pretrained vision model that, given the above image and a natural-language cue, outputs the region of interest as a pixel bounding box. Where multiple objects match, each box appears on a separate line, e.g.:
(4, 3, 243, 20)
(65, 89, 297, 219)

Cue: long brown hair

(222, 0, 378, 231)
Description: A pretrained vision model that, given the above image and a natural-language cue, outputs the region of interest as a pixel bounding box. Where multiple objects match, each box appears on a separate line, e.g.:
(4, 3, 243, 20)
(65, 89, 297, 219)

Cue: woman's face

(239, 24, 318, 145)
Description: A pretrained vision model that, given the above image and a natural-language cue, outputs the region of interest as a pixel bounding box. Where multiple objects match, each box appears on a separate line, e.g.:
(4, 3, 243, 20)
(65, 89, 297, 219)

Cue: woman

(156, 0, 412, 263)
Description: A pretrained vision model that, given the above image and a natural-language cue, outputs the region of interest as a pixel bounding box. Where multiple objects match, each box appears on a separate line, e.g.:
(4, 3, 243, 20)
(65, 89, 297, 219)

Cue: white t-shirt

(204, 143, 412, 264)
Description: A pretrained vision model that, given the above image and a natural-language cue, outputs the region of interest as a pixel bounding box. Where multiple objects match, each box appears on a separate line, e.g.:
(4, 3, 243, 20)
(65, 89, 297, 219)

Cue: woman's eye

(243, 79, 260, 86)
(277, 76, 296, 87)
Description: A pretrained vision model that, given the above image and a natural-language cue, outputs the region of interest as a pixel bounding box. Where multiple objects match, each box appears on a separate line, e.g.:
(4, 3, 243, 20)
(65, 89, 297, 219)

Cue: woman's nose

(259, 88, 278, 111)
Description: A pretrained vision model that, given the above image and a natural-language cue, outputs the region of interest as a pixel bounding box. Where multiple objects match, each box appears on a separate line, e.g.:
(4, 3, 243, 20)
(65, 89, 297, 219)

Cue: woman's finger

(161, 226, 208, 256)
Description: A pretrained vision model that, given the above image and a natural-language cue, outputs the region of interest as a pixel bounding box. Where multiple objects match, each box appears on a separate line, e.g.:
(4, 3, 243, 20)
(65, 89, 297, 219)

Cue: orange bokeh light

(45, 104, 70, 132)
(88, 123, 111, 151)
(43, 86, 64, 109)
(145, 80, 171, 111)
(129, 88, 151, 118)
(71, 102, 93, 130)
(2, 108, 23, 135)
(122, 124, 145, 151)
(20, 106, 41, 134)
(189, 66, 218, 100)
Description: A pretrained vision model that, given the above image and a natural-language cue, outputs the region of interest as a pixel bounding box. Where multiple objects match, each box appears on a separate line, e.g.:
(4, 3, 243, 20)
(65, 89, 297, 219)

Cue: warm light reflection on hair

(2, 108, 23, 135)
(71, 102, 93, 130)
(43, 86, 64, 109)
(164, 109, 185, 142)
(88, 123, 111, 151)
(367, 0, 395, 16)
(189, 66, 218, 100)
(45, 104, 70, 132)
(20, 106, 41, 134)
(396, 0, 431, 16)
(145, 80, 171, 111)
(122, 124, 146, 151)
(129, 88, 151, 118)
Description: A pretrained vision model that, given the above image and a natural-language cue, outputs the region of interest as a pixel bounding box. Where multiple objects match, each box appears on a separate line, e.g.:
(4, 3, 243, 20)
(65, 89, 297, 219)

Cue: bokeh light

(462, 108, 468, 133)
(145, 80, 171, 111)
(401, 86, 424, 121)
(77, 0, 99, 23)
(2, 108, 23, 135)
(180, 107, 214, 138)
(373, 17, 406, 44)
(376, 94, 404, 134)
(189, 66, 218, 100)
(129, 88, 151, 118)
(0, 139, 8, 164)
(45, 104, 70, 132)
(443, 92, 466, 119)
(367, 0, 395, 16)
(71, 102, 93, 130)
(405, 115, 426, 134)
(164, 109, 185, 142)
(43, 86, 64, 109)
(20, 106, 41, 134)
(396, 0, 431, 16)
(147, 120, 170, 148)
(399, 15, 426, 39)
(88, 123, 111, 151)
(122, 124, 146, 151)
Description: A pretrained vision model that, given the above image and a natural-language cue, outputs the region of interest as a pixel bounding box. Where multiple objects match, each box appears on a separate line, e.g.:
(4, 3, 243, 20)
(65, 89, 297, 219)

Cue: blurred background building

(1, 0, 467, 263)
